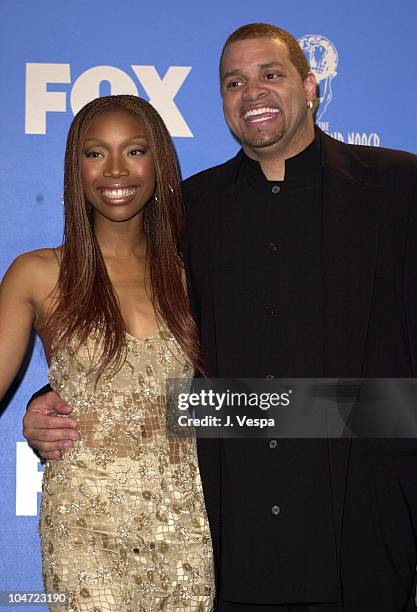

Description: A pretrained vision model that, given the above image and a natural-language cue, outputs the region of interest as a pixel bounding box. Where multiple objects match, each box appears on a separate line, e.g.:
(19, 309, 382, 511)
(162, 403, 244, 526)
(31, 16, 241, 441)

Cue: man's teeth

(243, 107, 280, 120)
(101, 187, 137, 199)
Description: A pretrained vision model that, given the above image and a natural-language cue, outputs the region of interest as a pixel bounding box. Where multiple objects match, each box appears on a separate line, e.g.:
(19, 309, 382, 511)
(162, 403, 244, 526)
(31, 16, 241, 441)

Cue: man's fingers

(39, 450, 64, 461)
(45, 400, 73, 415)
(23, 390, 79, 461)
(24, 424, 78, 443)
(24, 413, 78, 430)
(26, 391, 73, 415)
(28, 438, 75, 453)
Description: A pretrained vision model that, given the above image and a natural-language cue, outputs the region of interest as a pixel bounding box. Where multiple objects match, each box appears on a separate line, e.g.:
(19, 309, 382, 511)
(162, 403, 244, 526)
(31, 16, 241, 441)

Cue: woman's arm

(0, 253, 37, 400)
(0, 250, 79, 458)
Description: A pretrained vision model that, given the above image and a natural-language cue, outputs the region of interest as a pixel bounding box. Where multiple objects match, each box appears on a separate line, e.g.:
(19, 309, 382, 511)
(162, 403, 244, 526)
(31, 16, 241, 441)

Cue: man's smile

(243, 106, 281, 124)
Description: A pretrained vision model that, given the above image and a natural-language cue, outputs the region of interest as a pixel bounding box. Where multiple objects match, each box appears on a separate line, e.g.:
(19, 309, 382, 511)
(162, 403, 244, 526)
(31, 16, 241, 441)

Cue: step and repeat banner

(1, 1, 416, 609)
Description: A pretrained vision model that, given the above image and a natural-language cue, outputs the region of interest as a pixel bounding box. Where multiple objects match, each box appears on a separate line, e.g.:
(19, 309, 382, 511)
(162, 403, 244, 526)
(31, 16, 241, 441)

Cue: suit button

(271, 505, 281, 516)
(268, 242, 278, 253)
(269, 439, 278, 449)
(265, 306, 277, 317)
(271, 185, 281, 194)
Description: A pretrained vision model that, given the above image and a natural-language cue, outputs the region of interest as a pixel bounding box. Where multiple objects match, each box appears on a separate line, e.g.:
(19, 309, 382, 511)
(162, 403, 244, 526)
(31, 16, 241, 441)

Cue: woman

(0, 95, 214, 610)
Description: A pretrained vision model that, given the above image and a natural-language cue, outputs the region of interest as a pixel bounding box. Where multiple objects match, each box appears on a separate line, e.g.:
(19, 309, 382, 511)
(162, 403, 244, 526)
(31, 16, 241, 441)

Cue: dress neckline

(125, 328, 165, 344)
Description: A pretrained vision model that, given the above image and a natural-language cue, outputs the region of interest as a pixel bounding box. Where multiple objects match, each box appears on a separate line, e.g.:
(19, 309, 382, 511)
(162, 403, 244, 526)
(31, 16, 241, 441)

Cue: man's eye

(265, 72, 279, 80)
(227, 80, 242, 89)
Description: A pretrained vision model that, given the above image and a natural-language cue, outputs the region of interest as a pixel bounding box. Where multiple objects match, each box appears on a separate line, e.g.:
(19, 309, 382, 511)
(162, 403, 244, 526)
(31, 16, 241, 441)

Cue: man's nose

(103, 155, 128, 178)
(242, 78, 267, 100)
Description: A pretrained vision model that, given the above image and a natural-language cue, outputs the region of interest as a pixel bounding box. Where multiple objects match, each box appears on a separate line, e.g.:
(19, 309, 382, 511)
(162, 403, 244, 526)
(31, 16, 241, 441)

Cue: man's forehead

(221, 37, 291, 74)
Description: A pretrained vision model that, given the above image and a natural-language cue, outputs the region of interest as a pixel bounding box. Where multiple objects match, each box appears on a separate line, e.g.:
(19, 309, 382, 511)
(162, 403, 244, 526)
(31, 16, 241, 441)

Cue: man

(23, 23, 417, 612)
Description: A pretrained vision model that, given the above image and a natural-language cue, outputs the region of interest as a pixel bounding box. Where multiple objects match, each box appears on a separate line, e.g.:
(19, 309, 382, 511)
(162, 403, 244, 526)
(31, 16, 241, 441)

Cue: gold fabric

(39, 329, 214, 611)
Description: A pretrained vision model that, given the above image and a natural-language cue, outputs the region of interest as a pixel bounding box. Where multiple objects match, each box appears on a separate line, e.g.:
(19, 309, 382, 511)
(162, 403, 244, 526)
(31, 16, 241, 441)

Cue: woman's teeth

(101, 187, 137, 199)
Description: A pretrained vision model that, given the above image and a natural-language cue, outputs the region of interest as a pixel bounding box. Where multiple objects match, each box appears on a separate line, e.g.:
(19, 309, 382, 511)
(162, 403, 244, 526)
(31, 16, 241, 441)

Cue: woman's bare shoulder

(2, 247, 61, 298)
(14, 246, 61, 263)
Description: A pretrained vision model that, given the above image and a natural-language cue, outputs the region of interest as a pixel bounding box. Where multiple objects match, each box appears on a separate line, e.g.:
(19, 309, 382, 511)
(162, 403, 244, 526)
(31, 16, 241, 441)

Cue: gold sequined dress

(39, 329, 214, 611)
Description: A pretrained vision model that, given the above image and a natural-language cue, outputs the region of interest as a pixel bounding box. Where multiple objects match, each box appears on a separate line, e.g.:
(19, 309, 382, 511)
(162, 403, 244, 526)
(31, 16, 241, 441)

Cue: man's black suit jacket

(182, 129, 417, 610)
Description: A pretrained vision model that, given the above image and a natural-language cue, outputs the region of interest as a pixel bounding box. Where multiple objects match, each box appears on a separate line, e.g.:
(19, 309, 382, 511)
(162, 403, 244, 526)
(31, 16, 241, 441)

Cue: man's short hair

(220, 23, 310, 80)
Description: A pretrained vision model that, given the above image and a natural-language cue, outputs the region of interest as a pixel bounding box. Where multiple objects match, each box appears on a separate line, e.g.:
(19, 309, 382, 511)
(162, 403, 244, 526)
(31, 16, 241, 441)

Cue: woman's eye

(128, 149, 145, 156)
(84, 151, 102, 158)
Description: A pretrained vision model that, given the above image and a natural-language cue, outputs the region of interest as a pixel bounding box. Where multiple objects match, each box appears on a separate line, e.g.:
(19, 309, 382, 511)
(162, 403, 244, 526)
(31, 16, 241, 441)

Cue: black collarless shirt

(215, 136, 340, 603)
(226, 135, 323, 378)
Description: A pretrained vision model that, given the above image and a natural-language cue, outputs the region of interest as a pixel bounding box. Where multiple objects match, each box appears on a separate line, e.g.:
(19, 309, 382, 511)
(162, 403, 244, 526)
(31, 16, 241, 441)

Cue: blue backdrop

(1, 1, 417, 609)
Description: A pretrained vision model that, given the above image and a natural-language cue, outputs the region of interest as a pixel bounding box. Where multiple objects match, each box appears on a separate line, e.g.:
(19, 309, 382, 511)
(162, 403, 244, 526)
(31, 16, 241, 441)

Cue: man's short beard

(241, 126, 285, 149)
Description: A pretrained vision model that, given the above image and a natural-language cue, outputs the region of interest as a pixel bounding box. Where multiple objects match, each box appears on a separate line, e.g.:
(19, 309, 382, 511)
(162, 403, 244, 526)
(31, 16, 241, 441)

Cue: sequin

(39, 330, 214, 610)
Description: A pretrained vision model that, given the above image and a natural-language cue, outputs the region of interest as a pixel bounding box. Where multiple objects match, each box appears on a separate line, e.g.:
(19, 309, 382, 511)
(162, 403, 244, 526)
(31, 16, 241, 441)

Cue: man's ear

(303, 72, 317, 103)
